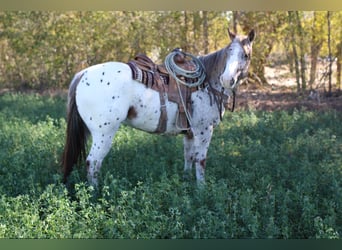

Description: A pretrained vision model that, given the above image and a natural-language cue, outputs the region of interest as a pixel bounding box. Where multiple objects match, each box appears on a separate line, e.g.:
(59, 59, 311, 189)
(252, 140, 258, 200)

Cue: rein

(208, 84, 236, 121)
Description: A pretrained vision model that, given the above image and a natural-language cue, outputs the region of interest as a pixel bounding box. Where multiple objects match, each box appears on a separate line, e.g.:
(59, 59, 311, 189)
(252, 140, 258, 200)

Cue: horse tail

(62, 72, 88, 183)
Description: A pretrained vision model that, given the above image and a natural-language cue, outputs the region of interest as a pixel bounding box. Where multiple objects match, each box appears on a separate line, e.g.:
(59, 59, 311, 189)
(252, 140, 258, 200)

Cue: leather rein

(207, 84, 236, 122)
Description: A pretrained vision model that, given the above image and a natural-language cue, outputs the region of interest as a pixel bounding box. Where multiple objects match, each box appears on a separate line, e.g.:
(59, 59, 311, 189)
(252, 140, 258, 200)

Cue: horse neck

(199, 47, 229, 91)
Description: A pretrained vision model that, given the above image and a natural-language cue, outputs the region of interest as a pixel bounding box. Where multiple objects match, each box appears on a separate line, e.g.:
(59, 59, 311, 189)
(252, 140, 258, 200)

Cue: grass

(0, 92, 341, 238)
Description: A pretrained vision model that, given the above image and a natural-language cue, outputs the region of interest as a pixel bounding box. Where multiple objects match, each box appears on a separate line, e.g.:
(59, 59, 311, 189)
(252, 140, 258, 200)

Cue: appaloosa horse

(62, 28, 255, 186)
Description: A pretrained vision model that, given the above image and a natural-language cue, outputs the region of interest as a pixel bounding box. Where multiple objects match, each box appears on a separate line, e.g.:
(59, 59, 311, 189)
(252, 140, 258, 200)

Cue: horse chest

(191, 90, 221, 127)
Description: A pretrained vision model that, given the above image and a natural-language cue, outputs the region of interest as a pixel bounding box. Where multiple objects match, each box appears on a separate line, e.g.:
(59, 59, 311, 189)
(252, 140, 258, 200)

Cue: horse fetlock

(183, 168, 193, 181)
(195, 158, 206, 182)
(196, 178, 206, 188)
(87, 170, 99, 186)
(87, 159, 102, 186)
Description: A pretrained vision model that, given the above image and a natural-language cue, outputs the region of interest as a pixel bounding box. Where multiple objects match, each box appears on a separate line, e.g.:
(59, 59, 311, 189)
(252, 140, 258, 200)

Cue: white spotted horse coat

(62, 28, 255, 187)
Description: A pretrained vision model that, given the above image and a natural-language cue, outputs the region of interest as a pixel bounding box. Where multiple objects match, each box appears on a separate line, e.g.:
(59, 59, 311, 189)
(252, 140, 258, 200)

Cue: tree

(288, 11, 301, 93)
(1, 11, 341, 92)
(235, 11, 288, 85)
(337, 41, 342, 92)
(309, 12, 325, 90)
(295, 11, 307, 92)
(286, 11, 311, 94)
(334, 13, 342, 92)
(202, 11, 209, 54)
(327, 11, 333, 96)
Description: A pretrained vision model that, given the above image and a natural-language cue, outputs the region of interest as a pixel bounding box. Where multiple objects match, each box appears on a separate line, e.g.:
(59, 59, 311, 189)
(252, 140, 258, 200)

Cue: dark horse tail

(62, 72, 88, 183)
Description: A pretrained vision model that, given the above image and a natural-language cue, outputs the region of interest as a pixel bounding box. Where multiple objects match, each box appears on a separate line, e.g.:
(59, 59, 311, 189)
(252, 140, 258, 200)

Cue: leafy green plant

(0, 93, 341, 238)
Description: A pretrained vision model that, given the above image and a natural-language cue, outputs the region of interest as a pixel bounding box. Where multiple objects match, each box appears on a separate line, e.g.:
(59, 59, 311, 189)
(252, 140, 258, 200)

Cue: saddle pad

(127, 61, 169, 87)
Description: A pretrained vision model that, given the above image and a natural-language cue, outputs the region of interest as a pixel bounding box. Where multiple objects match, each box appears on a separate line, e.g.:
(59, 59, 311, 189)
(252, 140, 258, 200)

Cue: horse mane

(198, 46, 229, 83)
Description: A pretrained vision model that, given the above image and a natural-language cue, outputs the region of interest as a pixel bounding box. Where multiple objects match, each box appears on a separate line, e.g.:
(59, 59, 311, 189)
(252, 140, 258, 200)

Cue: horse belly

(123, 86, 160, 132)
(124, 82, 180, 134)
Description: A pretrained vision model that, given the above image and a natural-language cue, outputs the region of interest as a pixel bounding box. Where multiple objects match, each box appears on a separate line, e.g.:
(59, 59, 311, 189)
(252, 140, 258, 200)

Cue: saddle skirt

(127, 52, 203, 134)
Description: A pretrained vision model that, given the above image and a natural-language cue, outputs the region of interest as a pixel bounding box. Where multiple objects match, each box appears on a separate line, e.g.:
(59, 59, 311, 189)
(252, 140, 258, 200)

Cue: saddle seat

(127, 52, 203, 134)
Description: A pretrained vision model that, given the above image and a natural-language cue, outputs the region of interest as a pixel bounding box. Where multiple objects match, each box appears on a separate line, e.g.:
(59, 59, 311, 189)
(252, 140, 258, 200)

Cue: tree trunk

(285, 43, 294, 74)
(182, 11, 189, 52)
(292, 43, 301, 93)
(202, 11, 209, 55)
(309, 49, 319, 90)
(327, 11, 332, 97)
(309, 12, 323, 90)
(288, 11, 301, 93)
(192, 12, 201, 53)
(336, 42, 342, 92)
(295, 11, 306, 92)
(232, 11, 239, 33)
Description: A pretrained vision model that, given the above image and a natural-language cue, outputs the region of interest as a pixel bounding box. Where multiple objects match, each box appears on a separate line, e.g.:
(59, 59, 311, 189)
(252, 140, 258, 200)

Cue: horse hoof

(183, 171, 193, 181)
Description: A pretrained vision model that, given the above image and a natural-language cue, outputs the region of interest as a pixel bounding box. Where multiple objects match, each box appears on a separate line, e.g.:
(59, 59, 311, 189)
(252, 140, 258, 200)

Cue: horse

(62, 28, 255, 186)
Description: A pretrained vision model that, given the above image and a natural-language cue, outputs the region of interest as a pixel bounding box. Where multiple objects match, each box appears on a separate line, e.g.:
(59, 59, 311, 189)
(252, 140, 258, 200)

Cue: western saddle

(127, 50, 206, 134)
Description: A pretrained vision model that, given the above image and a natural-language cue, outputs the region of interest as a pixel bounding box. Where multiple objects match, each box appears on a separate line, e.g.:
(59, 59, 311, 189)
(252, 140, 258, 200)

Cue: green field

(0, 93, 341, 238)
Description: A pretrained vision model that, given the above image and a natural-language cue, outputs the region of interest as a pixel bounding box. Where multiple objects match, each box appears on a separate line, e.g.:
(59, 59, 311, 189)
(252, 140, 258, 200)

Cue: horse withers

(62, 28, 255, 186)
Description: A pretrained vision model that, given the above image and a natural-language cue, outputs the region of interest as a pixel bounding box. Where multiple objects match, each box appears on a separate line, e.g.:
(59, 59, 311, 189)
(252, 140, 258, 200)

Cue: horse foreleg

(183, 128, 213, 185)
(195, 158, 206, 185)
(183, 135, 195, 180)
(193, 128, 213, 186)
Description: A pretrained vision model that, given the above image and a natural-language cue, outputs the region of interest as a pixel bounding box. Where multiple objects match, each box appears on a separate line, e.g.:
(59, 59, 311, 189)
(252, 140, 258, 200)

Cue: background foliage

(0, 11, 341, 92)
(0, 93, 341, 238)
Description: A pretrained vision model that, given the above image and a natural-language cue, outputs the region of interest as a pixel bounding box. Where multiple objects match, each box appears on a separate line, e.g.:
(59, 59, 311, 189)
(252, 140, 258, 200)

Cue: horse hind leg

(86, 127, 118, 186)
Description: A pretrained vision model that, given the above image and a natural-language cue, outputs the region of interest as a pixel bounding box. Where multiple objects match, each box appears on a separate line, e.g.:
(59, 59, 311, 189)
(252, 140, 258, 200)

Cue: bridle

(211, 41, 251, 118)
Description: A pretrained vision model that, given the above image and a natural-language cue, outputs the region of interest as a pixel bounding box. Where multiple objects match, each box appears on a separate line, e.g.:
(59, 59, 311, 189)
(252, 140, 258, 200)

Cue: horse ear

(248, 29, 256, 43)
(227, 28, 236, 41)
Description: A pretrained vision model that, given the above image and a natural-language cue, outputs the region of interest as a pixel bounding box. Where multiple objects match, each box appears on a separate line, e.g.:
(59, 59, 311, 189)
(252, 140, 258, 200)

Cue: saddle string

(164, 50, 206, 131)
(175, 77, 193, 130)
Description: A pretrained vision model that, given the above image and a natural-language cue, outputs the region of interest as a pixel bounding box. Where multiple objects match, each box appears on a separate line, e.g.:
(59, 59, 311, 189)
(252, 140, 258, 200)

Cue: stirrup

(175, 110, 190, 131)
